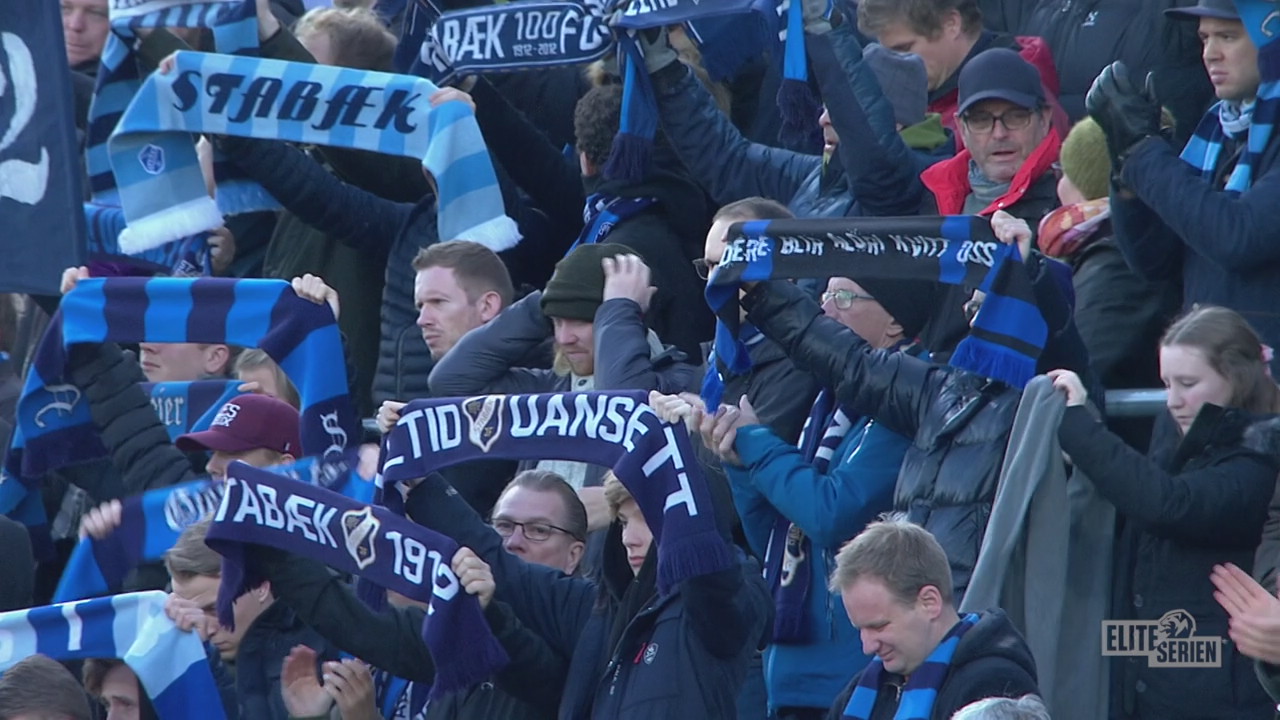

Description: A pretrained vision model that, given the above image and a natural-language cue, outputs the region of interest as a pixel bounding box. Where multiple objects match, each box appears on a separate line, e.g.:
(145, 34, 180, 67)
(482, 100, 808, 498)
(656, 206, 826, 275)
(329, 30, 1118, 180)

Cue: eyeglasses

(821, 289, 876, 310)
(960, 108, 1035, 133)
(692, 258, 718, 280)
(491, 518, 581, 543)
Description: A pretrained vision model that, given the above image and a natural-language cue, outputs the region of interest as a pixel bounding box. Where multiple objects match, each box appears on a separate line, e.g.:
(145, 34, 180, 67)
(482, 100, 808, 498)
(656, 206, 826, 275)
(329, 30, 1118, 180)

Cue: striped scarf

(1179, 36, 1280, 194)
(109, 50, 521, 253)
(703, 216, 1047, 408)
(2, 278, 357, 541)
(763, 387, 855, 642)
(86, 0, 259, 251)
(841, 613, 980, 720)
(0, 591, 227, 719)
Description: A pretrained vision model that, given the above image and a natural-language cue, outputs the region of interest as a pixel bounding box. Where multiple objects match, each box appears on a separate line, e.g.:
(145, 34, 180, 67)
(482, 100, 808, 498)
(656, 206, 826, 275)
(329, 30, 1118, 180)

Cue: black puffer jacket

(741, 268, 1090, 601)
(1059, 405, 1279, 720)
(229, 601, 341, 720)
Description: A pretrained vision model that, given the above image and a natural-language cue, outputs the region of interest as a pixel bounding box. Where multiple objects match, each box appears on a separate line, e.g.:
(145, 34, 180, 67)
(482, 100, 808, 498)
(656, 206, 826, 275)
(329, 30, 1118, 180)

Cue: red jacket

(920, 128, 1062, 215)
(932, 35, 1070, 149)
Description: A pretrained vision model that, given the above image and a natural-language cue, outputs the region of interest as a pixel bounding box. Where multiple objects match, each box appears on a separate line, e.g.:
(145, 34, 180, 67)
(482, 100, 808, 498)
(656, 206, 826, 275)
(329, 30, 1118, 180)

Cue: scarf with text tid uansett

(109, 49, 521, 252)
(701, 216, 1046, 408)
(0, 591, 227, 719)
(379, 391, 736, 595)
(87, 0, 260, 252)
(841, 613, 980, 720)
(1180, 10, 1280, 194)
(206, 462, 509, 699)
(2, 278, 357, 538)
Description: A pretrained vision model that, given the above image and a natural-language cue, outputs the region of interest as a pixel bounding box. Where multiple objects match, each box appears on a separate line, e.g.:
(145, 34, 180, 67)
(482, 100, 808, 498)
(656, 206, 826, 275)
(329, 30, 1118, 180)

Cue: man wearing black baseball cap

(913, 47, 1062, 356)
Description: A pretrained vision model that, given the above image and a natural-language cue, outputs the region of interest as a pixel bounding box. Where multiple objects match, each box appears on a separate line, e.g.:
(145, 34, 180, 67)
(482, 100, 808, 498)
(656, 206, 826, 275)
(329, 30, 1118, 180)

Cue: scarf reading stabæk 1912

(0, 591, 228, 719)
(702, 216, 1047, 408)
(110, 50, 521, 253)
(87, 0, 260, 252)
(206, 462, 509, 700)
(379, 391, 736, 596)
(2, 278, 358, 543)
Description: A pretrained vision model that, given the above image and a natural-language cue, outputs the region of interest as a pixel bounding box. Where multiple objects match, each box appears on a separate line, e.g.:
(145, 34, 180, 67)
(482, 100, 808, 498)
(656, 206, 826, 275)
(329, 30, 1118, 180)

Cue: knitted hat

(853, 277, 936, 340)
(541, 243, 638, 321)
(1059, 118, 1112, 201)
(862, 44, 929, 128)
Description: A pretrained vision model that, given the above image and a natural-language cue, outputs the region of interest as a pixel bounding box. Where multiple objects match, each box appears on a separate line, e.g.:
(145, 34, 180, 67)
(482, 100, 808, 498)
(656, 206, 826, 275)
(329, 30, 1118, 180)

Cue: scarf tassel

(949, 334, 1036, 390)
(656, 528, 737, 596)
(776, 78, 822, 152)
(117, 196, 223, 255)
(424, 609, 511, 700)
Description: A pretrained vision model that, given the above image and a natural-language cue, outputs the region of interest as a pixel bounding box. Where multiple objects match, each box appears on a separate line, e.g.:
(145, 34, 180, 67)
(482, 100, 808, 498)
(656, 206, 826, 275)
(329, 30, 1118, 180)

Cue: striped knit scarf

(1179, 35, 1280, 194)
(841, 613, 980, 720)
(0, 591, 227, 719)
(702, 216, 1047, 408)
(2, 278, 357, 541)
(763, 386, 854, 642)
(86, 0, 259, 252)
(109, 50, 521, 253)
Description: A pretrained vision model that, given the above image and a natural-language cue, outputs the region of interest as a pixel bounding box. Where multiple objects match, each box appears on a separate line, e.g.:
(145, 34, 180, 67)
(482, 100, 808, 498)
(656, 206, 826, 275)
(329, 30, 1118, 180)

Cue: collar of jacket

(1168, 403, 1254, 469)
(920, 127, 1062, 216)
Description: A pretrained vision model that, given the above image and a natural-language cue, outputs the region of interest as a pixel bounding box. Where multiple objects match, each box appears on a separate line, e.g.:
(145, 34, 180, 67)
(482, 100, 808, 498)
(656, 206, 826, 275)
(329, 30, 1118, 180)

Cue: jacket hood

(1241, 414, 1280, 458)
(952, 609, 1038, 679)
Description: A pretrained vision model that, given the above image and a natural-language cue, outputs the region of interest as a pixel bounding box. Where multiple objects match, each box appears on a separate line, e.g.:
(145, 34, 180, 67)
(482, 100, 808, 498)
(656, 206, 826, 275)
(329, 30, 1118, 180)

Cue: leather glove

(1085, 61, 1162, 177)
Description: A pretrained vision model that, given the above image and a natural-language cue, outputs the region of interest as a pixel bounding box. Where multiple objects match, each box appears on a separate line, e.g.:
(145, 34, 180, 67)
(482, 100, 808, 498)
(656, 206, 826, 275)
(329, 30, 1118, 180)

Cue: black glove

(1085, 61, 1162, 179)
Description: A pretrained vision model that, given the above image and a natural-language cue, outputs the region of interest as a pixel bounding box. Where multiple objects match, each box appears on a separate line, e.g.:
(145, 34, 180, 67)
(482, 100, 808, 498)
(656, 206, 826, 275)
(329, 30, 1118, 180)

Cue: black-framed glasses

(821, 289, 875, 310)
(961, 108, 1035, 133)
(692, 258, 718, 280)
(491, 518, 581, 543)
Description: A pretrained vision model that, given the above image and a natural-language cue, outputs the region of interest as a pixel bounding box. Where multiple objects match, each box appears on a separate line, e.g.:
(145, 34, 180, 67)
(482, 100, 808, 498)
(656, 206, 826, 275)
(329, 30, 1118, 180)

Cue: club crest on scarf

(463, 395, 505, 452)
(33, 384, 82, 428)
(342, 506, 380, 570)
(164, 481, 225, 532)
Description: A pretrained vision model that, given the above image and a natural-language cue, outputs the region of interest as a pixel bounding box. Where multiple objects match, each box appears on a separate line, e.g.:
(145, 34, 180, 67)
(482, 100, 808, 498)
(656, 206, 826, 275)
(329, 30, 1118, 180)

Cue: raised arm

(427, 291, 558, 397)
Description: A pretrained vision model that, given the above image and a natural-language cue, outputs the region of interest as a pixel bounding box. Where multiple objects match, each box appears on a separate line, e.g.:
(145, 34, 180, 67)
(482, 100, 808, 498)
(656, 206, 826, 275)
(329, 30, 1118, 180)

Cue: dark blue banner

(0, 0, 87, 294)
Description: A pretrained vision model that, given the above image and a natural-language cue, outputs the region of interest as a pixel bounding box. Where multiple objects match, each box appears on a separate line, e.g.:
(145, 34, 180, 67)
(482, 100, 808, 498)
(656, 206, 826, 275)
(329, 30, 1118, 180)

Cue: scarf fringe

(117, 196, 222, 254)
(425, 607, 511, 701)
(657, 529, 737, 596)
(950, 335, 1035, 389)
(776, 78, 822, 152)
(454, 215, 523, 252)
(603, 131, 654, 184)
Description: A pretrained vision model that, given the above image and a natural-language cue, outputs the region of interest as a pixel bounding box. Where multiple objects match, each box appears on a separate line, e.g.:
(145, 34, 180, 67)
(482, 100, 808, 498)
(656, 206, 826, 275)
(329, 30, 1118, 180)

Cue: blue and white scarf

(1179, 18, 1280, 194)
(3, 278, 357, 529)
(0, 591, 227, 719)
(84, 204, 216, 277)
(110, 50, 521, 252)
(702, 216, 1047, 408)
(87, 0, 260, 252)
(841, 613, 980, 720)
(380, 391, 736, 595)
(206, 462, 510, 700)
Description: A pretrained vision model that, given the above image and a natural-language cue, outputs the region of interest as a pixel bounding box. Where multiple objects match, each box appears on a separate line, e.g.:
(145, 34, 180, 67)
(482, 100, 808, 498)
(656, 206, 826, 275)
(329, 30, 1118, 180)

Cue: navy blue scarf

(703, 216, 1046, 408)
(379, 391, 736, 595)
(568, 193, 657, 253)
(841, 613, 980, 720)
(207, 462, 509, 700)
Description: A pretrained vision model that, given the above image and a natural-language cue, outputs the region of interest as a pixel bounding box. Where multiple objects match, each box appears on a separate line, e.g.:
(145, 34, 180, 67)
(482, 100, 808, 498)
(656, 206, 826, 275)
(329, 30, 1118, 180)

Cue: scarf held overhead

(0, 591, 227, 719)
(205, 462, 509, 700)
(380, 391, 736, 595)
(703, 216, 1046, 407)
(4, 277, 357, 508)
(110, 50, 520, 252)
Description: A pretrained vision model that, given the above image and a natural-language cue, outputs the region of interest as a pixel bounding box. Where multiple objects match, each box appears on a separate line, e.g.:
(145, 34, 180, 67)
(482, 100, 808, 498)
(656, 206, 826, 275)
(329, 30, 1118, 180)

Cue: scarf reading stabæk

(379, 391, 736, 596)
(206, 462, 509, 700)
(702, 216, 1046, 408)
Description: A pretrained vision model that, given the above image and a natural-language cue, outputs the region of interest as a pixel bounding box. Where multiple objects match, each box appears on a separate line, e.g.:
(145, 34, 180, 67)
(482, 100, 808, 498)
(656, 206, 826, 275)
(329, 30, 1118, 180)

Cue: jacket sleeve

(742, 280, 937, 440)
(1108, 187, 1184, 282)
(806, 25, 924, 216)
(1057, 405, 1274, 545)
(1255, 660, 1280, 705)
(67, 343, 197, 496)
(1121, 135, 1280, 271)
(470, 77, 584, 235)
(683, 558, 771, 661)
(724, 464, 777, 559)
(650, 61, 820, 205)
(1029, 254, 1101, 401)
(1072, 244, 1175, 388)
(256, 549, 436, 683)
(404, 474, 596, 659)
(733, 421, 906, 549)
(484, 600, 569, 715)
(592, 299, 696, 394)
(426, 291, 558, 397)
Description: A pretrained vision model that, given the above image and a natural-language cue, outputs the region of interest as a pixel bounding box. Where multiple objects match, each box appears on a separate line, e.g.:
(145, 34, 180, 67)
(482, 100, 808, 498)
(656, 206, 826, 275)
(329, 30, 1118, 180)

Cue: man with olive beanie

(1037, 117, 1179, 450)
(428, 242, 699, 490)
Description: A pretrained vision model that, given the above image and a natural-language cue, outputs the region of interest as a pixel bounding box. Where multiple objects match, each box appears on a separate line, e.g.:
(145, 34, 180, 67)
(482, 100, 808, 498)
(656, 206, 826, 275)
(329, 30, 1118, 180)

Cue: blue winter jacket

(727, 417, 906, 711)
(649, 23, 951, 219)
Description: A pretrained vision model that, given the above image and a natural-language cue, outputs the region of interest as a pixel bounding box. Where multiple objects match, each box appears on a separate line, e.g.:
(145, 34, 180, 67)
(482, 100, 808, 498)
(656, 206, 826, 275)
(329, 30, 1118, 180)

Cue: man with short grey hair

(826, 518, 1039, 719)
(951, 694, 1051, 720)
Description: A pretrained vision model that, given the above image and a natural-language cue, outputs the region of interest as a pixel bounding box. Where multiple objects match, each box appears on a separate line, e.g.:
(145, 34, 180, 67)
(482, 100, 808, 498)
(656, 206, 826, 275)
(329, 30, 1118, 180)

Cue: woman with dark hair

(1048, 305, 1280, 720)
